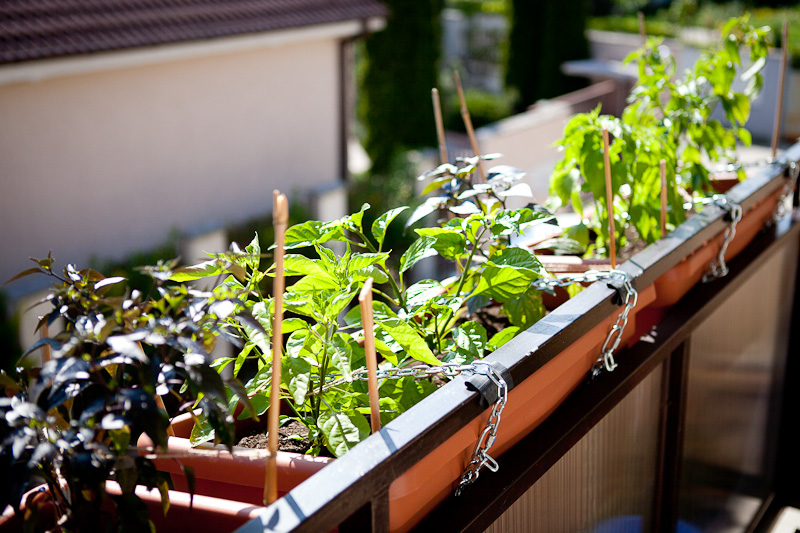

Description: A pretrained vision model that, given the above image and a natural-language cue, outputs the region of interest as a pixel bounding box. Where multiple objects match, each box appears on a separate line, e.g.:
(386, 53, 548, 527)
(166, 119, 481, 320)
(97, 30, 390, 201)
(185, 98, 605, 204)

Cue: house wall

(0, 36, 342, 285)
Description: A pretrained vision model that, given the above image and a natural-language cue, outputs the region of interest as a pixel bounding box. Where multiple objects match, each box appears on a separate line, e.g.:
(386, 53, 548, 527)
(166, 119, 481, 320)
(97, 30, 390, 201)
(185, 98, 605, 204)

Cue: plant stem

(357, 229, 407, 310)
(313, 325, 333, 422)
(454, 226, 487, 297)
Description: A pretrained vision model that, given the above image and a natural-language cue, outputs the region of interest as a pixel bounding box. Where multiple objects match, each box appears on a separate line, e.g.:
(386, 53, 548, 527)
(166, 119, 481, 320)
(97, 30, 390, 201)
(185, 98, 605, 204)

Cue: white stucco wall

(0, 36, 342, 285)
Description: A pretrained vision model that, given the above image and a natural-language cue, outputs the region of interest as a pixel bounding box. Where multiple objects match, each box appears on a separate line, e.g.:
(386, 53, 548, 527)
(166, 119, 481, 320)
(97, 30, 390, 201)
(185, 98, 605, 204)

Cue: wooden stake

(771, 21, 789, 160)
(638, 12, 647, 45)
(602, 128, 617, 268)
(454, 71, 486, 181)
(358, 278, 381, 434)
(265, 190, 288, 506)
(432, 88, 449, 165)
(155, 395, 175, 437)
(660, 159, 668, 238)
(40, 321, 51, 364)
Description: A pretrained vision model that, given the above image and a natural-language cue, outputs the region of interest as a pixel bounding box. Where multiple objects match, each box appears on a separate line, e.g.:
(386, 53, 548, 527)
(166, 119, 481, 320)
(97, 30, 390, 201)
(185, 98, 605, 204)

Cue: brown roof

(0, 0, 387, 64)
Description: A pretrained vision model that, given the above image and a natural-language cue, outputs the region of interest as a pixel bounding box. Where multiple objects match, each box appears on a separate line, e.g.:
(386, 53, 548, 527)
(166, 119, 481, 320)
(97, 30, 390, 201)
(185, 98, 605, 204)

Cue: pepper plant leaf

(371, 206, 409, 249)
(399, 236, 437, 273)
(283, 356, 312, 406)
(376, 318, 440, 366)
(318, 411, 370, 457)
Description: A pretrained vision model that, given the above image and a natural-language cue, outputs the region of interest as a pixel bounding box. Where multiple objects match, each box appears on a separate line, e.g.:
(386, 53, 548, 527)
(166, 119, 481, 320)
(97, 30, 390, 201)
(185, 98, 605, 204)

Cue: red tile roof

(0, 0, 387, 64)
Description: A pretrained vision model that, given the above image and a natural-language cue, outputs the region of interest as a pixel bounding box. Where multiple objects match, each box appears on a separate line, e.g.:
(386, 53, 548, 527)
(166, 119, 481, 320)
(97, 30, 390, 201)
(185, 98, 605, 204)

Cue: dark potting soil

(236, 420, 314, 454)
(462, 304, 510, 339)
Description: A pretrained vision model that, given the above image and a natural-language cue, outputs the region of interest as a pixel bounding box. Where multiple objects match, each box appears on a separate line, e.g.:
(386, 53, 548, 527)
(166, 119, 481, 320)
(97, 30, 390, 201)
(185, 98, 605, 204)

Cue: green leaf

(283, 220, 323, 249)
(283, 255, 335, 281)
(502, 291, 545, 329)
(489, 247, 543, 272)
(377, 318, 440, 366)
(400, 236, 437, 273)
(348, 253, 389, 273)
(318, 411, 370, 457)
(288, 274, 339, 293)
(282, 356, 312, 405)
(741, 55, 766, 82)
(350, 265, 389, 284)
(169, 260, 228, 282)
(406, 280, 445, 309)
(328, 334, 353, 380)
(421, 176, 453, 196)
(325, 286, 359, 323)
(343, 203, 370, 232)
(534, 237, 585, 256)
(405, 197, 446, 228)
(452, 321, 487, 361)
(371, 206, 409, 249)
(473, 266, 534, 302)
(244, 233, 261, 271)
(282, 318, 308, 334)
(487, 327, 520, 351)
(415, 227, 467, 260)
(737, 127, 752, 147)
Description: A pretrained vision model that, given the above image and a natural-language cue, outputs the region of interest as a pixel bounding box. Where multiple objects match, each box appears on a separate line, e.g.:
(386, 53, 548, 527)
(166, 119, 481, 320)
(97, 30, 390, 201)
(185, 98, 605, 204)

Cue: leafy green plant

(624, 16, 770, 191)
(549, 16, 770, 258)
(1, 256, 252, 531)
(182, 164, 554, 457)
(549, 107, 681, 255)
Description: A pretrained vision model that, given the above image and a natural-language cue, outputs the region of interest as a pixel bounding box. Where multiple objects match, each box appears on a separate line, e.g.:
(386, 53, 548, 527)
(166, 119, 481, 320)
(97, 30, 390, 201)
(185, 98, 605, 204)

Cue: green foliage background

(360, 0, 444, 174)
(505, 0, 591, 111)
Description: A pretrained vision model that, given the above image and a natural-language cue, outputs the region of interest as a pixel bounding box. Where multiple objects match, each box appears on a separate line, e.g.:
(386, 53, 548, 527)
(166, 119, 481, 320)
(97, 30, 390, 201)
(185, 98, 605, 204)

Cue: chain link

(592, 272, 638, 378)
(770, 160, 799, 225)
(710, 158, 776, 174)
(305, 271, 637, 495)
(691, 195, 742, 283)
(454, 362, 507, 496)
(532, 269, 638, 378)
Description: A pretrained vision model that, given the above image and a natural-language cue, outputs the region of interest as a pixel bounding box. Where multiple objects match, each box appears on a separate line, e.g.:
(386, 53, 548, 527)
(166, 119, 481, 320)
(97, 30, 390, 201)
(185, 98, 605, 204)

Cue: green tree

(360, 0, 443, 174)
(505, 0, 590, 111)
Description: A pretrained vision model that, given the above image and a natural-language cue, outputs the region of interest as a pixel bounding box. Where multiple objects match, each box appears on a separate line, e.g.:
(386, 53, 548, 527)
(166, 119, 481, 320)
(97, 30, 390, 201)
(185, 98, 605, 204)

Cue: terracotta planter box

(650, 187, 782, 309)
(386, 283, 656, 532)
(141, 283, 654, 532)
(1, 482, 263, 533)
(143, 411, 332, 506)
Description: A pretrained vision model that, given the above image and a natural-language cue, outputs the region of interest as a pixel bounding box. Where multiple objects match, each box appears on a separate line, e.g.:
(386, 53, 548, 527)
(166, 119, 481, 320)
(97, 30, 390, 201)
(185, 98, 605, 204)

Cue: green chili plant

(180, 167, 554, 457)
(548, 16, 771, 258)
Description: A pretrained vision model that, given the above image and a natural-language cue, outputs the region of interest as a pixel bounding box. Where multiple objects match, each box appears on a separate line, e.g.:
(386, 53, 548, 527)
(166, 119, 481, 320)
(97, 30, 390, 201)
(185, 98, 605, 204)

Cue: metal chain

(533, 269, 638, 378)
(454, 362, 507, 496)
(770, 160, 799, 225)
(306, 271, 637, 494)
(592, 272, 638, 378)
(710, 158, 775, 174)
(693, 195, 742, 283)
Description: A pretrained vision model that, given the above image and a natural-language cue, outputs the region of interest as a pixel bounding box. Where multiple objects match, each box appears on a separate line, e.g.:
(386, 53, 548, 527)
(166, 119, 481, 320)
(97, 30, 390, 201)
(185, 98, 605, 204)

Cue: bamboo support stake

(638, 12, 647, 45)
(155, 395, 175, 437)
(454, 71, 486, 181)
(602, 128, 617, 269)
(771, 21, 789, 160)
(358, 278, 381, 434)
(265, 190, 289, 506)
(40, 321, 51, 364)
(432, 88, 449, 165)
(660, 159, 668, 238)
